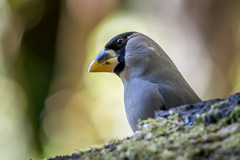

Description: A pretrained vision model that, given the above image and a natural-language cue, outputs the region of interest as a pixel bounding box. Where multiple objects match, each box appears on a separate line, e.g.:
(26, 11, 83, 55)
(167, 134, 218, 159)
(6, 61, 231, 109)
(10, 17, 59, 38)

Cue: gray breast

(123, 78, 164, 131)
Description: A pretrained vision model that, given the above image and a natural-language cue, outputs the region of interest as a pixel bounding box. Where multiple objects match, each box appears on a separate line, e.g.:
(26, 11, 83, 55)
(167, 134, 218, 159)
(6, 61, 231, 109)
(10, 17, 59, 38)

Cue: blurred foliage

(0, 0, 240, 159)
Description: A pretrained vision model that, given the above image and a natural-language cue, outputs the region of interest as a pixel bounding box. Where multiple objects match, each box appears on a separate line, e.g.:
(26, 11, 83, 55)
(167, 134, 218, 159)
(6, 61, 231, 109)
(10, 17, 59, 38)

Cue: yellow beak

(88, 49, 119, 72)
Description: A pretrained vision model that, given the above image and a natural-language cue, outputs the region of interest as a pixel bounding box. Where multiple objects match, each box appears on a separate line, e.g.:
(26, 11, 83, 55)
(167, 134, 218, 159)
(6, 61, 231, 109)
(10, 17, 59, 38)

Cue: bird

(88, 32, 202, 131)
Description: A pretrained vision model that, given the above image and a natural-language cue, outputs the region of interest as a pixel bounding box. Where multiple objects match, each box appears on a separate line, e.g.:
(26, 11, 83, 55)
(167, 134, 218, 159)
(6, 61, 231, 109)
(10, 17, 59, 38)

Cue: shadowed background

(0, 0, 240, 159)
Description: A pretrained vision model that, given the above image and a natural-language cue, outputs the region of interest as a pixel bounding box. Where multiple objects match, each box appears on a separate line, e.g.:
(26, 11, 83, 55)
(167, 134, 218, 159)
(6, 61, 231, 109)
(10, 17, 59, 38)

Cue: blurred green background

(1, 0, 240, 159)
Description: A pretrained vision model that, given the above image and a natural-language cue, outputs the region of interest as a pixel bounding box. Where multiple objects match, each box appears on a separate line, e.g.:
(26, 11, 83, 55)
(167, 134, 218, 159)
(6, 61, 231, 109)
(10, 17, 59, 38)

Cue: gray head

(88, 32, 176, 80)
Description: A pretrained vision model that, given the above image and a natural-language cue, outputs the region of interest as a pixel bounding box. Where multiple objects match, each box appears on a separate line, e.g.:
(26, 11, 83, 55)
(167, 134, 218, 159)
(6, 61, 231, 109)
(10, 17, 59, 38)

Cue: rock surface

(155, 93, 240, 126)
(46, 93, 240, 160)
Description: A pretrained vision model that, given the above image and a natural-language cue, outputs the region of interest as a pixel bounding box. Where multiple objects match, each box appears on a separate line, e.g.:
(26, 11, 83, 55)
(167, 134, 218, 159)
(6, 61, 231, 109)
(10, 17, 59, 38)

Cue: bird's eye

(116, 39, 124, 46)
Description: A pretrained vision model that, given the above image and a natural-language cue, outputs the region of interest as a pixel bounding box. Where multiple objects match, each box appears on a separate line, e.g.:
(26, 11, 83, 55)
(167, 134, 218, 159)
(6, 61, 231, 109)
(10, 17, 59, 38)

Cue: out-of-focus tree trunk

(186, 0, 240, 98)
(8, 0, 62, 156)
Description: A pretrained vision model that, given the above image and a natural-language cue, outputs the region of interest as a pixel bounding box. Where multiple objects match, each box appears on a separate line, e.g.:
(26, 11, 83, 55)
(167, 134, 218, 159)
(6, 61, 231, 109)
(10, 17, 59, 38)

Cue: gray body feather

(120, 33, 201, 131)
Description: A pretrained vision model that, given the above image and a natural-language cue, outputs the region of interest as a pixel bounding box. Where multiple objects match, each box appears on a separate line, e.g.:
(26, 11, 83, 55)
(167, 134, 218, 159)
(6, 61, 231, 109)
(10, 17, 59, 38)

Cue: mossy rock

(46, 93, 240, 160)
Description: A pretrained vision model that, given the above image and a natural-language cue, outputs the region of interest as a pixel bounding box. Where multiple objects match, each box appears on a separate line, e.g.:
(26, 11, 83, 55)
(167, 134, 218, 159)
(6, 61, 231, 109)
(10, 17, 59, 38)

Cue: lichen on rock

(47, 93, 240, 160)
